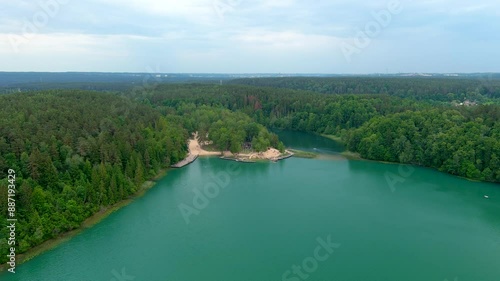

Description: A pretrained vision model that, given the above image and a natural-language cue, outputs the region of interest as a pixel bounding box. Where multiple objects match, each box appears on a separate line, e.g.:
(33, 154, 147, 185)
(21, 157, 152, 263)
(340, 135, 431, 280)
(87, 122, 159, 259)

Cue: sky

(0, 0, 499, 73)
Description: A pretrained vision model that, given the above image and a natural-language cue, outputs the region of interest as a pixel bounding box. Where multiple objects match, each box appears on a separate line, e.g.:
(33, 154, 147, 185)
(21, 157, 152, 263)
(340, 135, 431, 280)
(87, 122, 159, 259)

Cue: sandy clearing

(188, 138, 221, 156)
(188, 132, 289, 160)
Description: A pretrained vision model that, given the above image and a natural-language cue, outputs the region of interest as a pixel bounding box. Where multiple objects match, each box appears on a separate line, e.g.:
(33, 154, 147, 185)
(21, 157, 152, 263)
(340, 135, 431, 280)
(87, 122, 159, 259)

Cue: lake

(2, 132, 500, 281)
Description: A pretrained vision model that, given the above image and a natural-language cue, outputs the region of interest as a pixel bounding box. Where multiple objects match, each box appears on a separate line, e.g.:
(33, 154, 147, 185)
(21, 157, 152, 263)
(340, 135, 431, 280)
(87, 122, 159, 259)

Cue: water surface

(3, 132, 499, 281)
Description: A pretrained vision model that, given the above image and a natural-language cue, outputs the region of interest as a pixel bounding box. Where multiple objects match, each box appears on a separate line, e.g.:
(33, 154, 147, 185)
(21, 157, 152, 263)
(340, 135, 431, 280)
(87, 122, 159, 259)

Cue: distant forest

(1, 76, 500, 264)
(228, 76, 500, 101)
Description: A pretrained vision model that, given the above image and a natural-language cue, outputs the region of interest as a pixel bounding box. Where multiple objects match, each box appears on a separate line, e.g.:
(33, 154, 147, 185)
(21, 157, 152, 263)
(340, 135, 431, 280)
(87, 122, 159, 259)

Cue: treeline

(141, 84, 430, 136)
(0, 91, 188, 263)
(344, 107, 500, 181)
(227, 77, 500, 101)
(138, 84, 500, 183)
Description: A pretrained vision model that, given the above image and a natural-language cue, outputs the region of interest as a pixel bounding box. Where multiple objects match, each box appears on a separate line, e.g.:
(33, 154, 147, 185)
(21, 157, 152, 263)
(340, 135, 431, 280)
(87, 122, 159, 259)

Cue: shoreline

(341, 150, 498, 184)
(318, 133, 497, 183)
(172, 153, 199, 168)
(220, 149, 294, 162)
(2, 135, 291, 271)
(188, 134, 293, 162)
(4, 136, 294, 270)
(320, 134, 343, 143)
(0, 169, 169, 272)
(339, 150, 362, 160)
(3, 133, 496, 272)
(288, 149, 318, 159)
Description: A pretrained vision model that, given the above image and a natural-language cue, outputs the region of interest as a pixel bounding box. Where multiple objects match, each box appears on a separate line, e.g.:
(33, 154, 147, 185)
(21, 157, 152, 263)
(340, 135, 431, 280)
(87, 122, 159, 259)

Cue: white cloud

(95, 0, 217, 23)
(0, 33, 154, 56)
(0, 33, 147, 71)
(232, 30, 344, 51)
(1, 0, 500, 72)
(449, 4, 490, 15)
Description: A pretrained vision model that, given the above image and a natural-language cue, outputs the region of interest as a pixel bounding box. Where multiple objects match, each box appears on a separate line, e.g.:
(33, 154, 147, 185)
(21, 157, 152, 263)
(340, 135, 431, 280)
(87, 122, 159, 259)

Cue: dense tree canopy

(0, 88, 286, 263)
(172, 105, 284, 153)
(344, 108, 500, 181)
(0, 91, 188, 263)
(228, 77, 500, 101)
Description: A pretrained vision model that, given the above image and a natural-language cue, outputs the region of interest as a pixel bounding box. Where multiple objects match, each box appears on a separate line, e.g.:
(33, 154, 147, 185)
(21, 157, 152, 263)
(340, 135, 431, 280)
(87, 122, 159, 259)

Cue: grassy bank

(340, 151, 362, 160)
(318, 134, 362, 159)
(288, 149, 318, 159)
(320, 134, 343, 143)
(0, 169, 168, 272)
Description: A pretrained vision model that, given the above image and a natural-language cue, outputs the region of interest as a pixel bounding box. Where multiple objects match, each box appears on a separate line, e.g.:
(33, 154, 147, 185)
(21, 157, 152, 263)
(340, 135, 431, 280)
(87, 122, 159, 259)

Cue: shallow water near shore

(3, 132, 500, 281)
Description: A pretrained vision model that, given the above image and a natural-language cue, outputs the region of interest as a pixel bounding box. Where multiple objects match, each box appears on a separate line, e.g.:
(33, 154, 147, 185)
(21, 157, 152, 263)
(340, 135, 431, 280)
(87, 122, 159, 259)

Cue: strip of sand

(188, 132, 293, 161)
(188, 138, 221, 156)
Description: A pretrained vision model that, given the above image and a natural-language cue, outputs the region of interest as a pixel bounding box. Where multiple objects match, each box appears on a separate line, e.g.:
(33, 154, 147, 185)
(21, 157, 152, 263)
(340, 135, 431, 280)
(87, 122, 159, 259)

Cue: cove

(2, 132, 500, 281)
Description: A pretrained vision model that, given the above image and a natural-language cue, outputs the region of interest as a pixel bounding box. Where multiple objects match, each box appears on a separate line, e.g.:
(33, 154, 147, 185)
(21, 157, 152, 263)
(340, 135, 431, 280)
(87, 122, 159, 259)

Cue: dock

(171, 153, 199, 168)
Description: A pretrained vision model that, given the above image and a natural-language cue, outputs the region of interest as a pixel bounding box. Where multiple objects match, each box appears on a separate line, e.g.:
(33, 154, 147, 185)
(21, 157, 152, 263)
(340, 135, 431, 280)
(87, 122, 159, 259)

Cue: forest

(228, 76, 500, 101)
(1, 78, 500, 264)
(0, 89, 283, 263)
(0, 91, 190, 263)
(172, 105, 284, 153)
(140, 83, 500, 182)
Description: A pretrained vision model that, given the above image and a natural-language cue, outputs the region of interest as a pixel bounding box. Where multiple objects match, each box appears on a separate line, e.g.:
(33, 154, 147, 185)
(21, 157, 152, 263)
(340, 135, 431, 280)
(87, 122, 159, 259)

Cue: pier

(171, 153, 199, 168)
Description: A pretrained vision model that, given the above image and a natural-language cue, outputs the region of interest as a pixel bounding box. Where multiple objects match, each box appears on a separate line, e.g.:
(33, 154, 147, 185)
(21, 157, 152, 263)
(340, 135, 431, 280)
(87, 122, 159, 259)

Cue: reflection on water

(274, 130, 345, 154)
(316, 153, 347, 161)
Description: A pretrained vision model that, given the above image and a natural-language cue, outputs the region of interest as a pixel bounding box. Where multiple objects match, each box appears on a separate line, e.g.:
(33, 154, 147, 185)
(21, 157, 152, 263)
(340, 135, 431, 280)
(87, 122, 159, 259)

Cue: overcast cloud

(0, 0, 498, 73)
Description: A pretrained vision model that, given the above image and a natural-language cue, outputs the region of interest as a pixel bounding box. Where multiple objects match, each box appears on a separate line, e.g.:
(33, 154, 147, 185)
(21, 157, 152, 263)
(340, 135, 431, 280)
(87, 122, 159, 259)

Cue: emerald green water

(2, 133, 500, 281)
(274, 130, 345, 154)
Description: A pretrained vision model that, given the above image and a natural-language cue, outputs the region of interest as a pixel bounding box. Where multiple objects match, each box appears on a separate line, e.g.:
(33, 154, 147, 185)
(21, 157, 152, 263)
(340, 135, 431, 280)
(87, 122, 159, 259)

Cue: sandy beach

(238, 147, 282, 160)
(188, 134, 291, 161)
(188, 138, 221, 156)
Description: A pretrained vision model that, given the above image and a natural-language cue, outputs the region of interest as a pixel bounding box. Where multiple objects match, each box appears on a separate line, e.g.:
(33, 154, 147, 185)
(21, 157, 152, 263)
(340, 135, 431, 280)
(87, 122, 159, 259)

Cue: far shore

(319, 134, 362, 159)
(288, 149, 318, 159)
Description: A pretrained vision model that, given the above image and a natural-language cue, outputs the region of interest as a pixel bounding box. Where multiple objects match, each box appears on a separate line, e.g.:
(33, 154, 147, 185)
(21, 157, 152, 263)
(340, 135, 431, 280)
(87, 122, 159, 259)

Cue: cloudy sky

(0, 0, 499, 73)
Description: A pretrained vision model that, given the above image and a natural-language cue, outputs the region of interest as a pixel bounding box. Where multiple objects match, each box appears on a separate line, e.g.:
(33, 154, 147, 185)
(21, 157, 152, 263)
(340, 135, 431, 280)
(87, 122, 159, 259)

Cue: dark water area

(274, 130, 345, 154)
